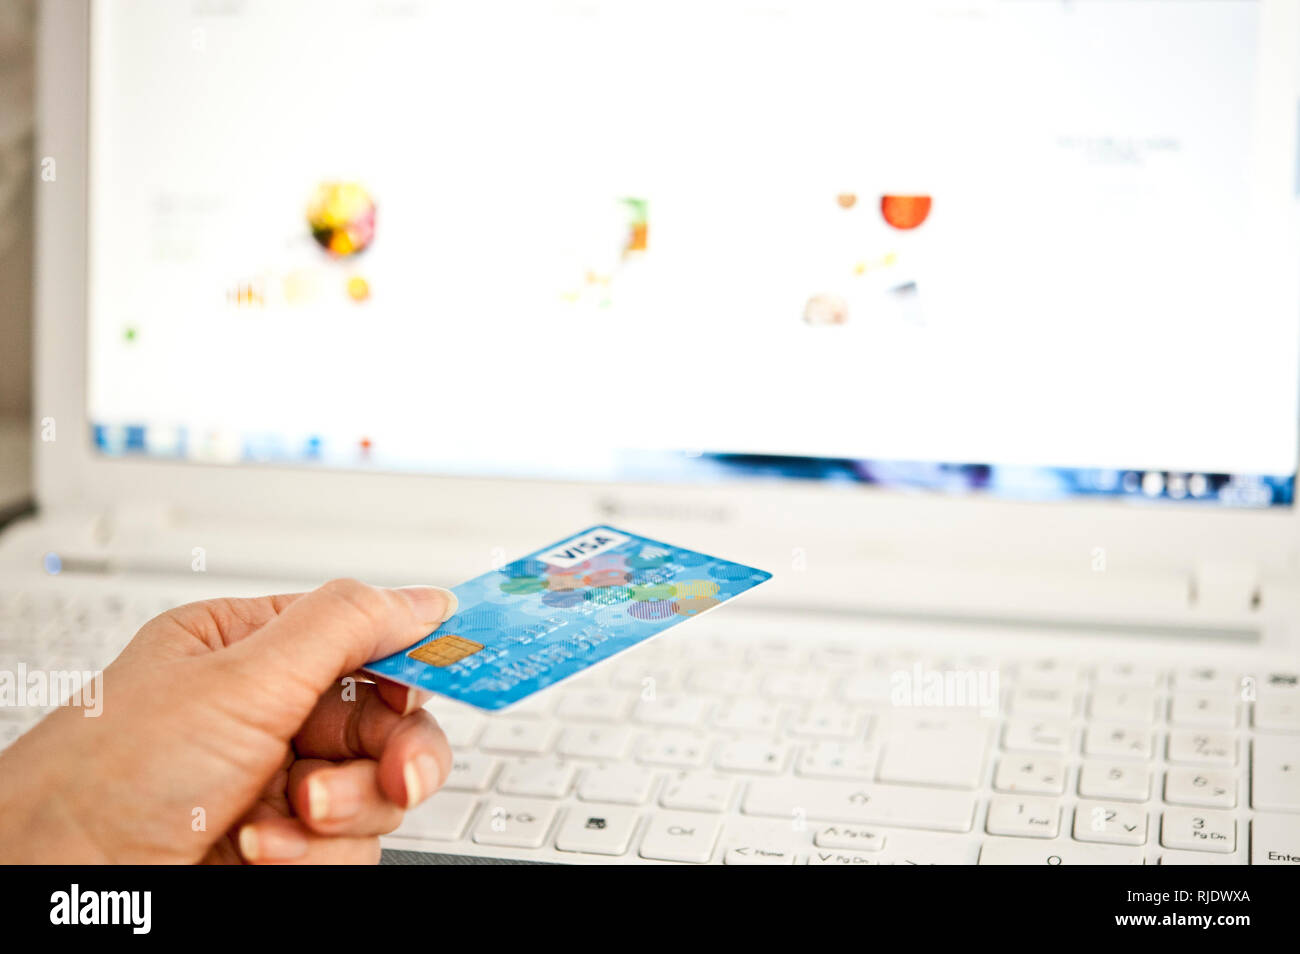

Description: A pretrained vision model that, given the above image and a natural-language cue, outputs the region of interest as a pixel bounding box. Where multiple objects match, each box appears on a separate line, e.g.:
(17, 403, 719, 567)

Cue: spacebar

(743, 780, 975, 832)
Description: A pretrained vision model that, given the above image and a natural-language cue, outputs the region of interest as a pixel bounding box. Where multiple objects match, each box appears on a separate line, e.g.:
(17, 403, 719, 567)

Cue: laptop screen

(85, 0, 1300, 507)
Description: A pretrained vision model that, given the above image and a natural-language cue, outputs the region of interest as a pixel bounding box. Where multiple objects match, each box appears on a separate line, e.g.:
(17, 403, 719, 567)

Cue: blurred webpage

(87, 0, 1299, 479)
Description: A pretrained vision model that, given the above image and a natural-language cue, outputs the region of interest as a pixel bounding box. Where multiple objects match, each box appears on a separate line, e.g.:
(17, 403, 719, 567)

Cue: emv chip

(408, 634, 484, 667)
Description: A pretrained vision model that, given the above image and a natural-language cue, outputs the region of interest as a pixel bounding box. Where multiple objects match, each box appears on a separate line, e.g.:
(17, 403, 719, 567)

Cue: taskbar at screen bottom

(90, 422, 1294, 508)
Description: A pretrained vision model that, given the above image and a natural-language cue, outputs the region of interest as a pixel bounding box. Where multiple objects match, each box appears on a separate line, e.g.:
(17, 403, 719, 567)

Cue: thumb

(217, 579, 456, 708)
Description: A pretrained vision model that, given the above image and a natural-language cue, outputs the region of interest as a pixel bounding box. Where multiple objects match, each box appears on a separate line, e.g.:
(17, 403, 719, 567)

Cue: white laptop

(4, 0, 1299, 865)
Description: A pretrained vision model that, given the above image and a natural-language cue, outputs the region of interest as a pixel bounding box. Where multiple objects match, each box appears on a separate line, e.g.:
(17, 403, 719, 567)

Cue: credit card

(364, 525, 771, 710)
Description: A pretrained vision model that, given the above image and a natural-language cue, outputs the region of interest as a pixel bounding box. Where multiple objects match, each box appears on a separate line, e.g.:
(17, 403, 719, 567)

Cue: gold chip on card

(408, 634, 484, 667)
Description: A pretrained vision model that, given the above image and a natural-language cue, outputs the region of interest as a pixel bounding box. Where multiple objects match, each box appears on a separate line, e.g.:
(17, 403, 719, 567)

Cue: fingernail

(395, 586, 458, 626)
(308, 773, 362, 822)
(239, 824, 308, 862)
(403, 753, 442, 808)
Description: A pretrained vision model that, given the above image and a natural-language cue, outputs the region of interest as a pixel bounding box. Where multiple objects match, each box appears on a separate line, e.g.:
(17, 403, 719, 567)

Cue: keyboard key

(472, 798, 559, 848)
(1077, 760, 1151, 802)
(1254, 697, 1300, 731)
(724, 845, 795, 865)
(636, 731, 710, 768)
(1250, 813, 1300, 865)
(1160, 807, 1235, 853)
(507, 694, 555, 719)
(1164, 768, 1236, 808)
(611, 663, 677, 693)
(1169, 693, 1237, 728)
(813, 824, 885, 851)
(1167, 730, 1236, 766)
(1072, 801, 1148, 846)
(393, 792, 478, 841)
(479, 719, 556, 755)
(557, 725, 633, 760)
(789, 703, 864, 739)
(427, 710, 482, 747)
(442, 754, 500, 793)
(979, 838, 1142, 864)
(1174, 667, 1238, 695)
(1002, 719, 1071, 754)
(556, 689, 633, 722)
(748, 643, 807, 668)
(1017, 659, 1084, 686)
(994, 756, 1066, 795)
(796, 741, 877, 780)
(659, 772, 736, 813)
(495, 758, 576, 798)
(743, 779, 975, 832)
(639, 811, 722, 863)
(687, 666, 755, 696)
(761, 671, 828, 701)
(1083, 724, 1152, 760)
(1260, 671, 1300, 694)
(1093, 662, 1161, 688)
(712, 698, 784, 733)
(985, 795, 1060, 839)
(578, 764, 657, 805)
(1251, 735, 1300, 811)
(634, 692, 713, 727)
(882, 841, 979, 865)
(812, 645, 864, 669)
(807, 849, 880, 866)
(1088, 687, 1156, 723)
(554, 804, 639, 856)
(877, 723, 989, 789)
(1160, 850, 1239, 865)
(1010, 686, 1074, 718)
(715, 739, 791, 775)
(839, 672, 893, 705)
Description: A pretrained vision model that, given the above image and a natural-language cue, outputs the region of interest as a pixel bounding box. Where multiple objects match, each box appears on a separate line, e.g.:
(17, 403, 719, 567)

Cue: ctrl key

(638, 811, 723, 863)
(1251, 813, 1300, 865)
(472, 799, 559, 849)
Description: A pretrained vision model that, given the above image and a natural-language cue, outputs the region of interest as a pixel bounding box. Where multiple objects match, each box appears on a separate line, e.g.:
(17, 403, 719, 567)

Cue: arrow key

(725, 845, 796, 865)
(1073, 800, 1148, 846)
(1163, 767, 1237, 809)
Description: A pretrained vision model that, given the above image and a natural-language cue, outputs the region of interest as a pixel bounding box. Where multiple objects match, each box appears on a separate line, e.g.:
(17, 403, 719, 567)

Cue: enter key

(1252, 735, 1300, 812)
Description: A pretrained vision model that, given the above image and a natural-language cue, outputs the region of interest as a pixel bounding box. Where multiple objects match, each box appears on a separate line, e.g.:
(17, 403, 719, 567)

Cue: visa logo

(539, 528, 632, 568)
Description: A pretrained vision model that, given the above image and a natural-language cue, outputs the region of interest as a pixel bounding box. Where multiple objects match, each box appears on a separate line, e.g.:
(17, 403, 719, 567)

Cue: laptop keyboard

(3, 584, 1299, 864)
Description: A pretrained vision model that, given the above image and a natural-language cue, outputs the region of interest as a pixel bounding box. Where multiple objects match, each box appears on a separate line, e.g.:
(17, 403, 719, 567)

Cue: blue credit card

(364, 525, 771, 711)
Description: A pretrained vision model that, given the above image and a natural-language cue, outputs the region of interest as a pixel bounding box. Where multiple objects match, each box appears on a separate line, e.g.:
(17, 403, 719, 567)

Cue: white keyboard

(4, 582, 1299, 865)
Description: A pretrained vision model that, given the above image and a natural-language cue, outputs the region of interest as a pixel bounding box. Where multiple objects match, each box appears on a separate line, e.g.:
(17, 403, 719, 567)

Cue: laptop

(5, 0, 1298, 865)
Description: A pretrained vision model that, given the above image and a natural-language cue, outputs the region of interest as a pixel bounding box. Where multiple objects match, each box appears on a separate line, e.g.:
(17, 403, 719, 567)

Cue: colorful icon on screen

(803, 293, 849, 326)
(346, 276, 370, 302)
(227, 280, 265, 308)
(622, 198, 648, 258)
(881, 194, 931, 230)
(307, 182, 376, 257)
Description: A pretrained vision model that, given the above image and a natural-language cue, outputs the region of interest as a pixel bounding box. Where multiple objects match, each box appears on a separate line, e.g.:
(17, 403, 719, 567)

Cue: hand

(0, 579, 457, 864)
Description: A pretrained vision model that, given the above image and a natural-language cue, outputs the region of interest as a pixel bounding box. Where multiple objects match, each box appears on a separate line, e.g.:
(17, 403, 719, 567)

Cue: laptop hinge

(1189, 561, 1262, 615)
